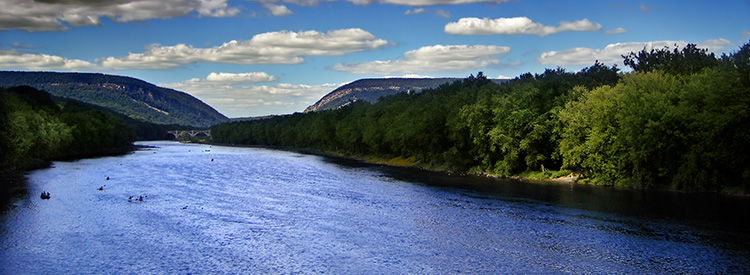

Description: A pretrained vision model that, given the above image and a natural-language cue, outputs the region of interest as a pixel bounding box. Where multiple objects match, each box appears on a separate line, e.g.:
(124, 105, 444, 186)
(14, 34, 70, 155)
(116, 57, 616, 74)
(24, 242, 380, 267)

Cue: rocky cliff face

(304, 78, 461, 113)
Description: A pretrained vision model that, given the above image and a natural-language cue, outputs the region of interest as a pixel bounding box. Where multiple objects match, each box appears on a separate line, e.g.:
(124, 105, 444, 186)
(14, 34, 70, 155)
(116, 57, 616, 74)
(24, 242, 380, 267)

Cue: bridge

(167, 130, 211, 139)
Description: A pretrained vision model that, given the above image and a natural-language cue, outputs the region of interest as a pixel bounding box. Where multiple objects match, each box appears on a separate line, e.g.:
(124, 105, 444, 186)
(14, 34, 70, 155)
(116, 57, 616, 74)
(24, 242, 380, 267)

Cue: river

(1, 141, 749, 274)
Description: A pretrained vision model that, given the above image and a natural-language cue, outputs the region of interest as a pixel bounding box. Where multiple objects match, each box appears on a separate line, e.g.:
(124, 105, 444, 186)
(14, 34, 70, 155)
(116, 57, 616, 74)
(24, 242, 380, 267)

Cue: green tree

(622, 43, 719, 75)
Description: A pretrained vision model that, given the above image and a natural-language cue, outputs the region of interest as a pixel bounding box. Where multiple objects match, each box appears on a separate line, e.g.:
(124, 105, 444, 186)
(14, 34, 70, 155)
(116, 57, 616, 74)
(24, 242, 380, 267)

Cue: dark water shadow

(0, 169, 29, 214)
(320, 156, 750, 236)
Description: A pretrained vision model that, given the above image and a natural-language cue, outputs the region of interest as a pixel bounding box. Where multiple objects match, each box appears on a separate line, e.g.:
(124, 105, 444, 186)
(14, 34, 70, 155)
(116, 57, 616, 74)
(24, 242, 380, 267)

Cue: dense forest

(0, 71, 229, 128)
(212, 42, 750, 193)
(0, 86, 185, 170)
(304, 77, 511, 113)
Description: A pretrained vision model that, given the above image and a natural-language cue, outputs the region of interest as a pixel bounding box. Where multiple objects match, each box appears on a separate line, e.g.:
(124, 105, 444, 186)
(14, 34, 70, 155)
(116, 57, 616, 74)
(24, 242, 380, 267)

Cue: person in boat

(40, 192, 50, 199)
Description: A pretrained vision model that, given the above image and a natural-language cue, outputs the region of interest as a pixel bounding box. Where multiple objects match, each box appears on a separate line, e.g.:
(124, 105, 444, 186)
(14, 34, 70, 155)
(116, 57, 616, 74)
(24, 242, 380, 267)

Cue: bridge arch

(167, 130, 211, 139)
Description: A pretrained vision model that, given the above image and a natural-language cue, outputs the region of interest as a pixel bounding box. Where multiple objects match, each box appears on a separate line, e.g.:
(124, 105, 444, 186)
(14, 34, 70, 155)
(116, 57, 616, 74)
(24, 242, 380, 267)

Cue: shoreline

(1, 143, 146, 175)
(208, 141, 750, 196)
(1, 143, 143, 211)
(210, 142, 595, 185)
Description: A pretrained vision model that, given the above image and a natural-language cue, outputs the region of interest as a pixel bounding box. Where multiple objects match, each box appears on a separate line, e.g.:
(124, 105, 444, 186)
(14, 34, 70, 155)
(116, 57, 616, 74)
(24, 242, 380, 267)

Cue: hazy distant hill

(0, 71, 228, 128)
(304, 78, 509, 112)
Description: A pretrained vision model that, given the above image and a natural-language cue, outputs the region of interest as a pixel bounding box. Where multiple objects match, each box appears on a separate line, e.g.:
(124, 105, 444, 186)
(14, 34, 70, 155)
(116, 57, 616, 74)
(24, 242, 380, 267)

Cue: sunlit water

(1, 141, 749, 274)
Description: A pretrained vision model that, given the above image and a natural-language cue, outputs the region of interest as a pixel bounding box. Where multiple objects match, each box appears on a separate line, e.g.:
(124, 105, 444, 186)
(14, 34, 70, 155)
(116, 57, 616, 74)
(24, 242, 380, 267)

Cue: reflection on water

(368, 162, 750, 231)
(1, 141, 748, 274)
(0, 171, 28, 213)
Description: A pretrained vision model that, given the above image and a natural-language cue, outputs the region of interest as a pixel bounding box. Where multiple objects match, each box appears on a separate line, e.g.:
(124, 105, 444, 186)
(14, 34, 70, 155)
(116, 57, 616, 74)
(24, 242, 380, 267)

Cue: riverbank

(2, 144, 144, 171)
(0, 143, 146, 202)
(208, 141, 750, 196)
(210, 142, 588, 185)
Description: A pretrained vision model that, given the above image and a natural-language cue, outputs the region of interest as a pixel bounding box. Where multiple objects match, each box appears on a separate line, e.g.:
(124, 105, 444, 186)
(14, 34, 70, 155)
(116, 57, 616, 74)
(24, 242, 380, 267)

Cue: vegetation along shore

(211, 42, 750, 195)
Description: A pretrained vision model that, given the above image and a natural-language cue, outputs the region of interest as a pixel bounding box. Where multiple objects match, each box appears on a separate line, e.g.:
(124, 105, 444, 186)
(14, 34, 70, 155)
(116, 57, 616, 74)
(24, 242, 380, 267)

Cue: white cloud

(698, 38, 735, 51)
(0, 0, 240, 32)
(604, 27, 627, 35)
(330, 44, 510, 75)
(0, 0, 518, 32)
(536, 39, 735, 66)
(741, 30, 750, 36)
(404, 8, 425, 15)
(496, 74, 512, 79)
(99, 28, 389, 70)
(182, 72, 278, 85)
(0, 0, 517, 32)
(0, 50, 98, 70)
(639, 4, 648, 12)
(445, 17, 602, 36)
(162, 77, 340, 117)
(264, 3, 294, 16)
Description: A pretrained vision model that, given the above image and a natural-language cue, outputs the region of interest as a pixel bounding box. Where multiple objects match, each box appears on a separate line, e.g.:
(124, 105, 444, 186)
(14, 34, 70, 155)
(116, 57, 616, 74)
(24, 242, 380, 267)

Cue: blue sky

(1, 0, 748, 118)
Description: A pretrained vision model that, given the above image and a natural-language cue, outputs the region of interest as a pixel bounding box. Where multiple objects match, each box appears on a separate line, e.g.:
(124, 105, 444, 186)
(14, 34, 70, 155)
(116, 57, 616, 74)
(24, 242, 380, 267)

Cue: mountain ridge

(0, 71, 228, 128)
(305, 77, 509, 112)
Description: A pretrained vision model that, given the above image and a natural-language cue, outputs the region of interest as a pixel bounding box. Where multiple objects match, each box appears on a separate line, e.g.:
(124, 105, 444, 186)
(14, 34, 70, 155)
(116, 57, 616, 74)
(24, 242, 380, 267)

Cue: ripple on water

(0, 141, 748, 274)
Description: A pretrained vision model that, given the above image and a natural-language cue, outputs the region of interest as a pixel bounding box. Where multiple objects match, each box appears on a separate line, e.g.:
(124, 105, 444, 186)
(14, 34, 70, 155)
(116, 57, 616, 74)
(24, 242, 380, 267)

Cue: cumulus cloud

(99, 28, 389, 70)
(536, 38, 735, 66)
(162, 76, 340, 117)
(742, 30, 750, 36)
(0, 0, 240, 32)
(0, 0, 517, 31)
(698, 38, 736, 51)
(330, 44, 510, 75)
(444, 16, 602, 36)
(264, 3, 294, 16)
(0, 50, 98, 70)
(181, 72, 278, 85)
(604, 27, 627, 35)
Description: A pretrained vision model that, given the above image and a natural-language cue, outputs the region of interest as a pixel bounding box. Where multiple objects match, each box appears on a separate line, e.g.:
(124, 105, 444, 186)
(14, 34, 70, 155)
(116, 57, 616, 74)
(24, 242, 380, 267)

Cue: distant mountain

(304, 78, 509, 112)
(0, 71, 228, 128)
(229, 115, 282, 122)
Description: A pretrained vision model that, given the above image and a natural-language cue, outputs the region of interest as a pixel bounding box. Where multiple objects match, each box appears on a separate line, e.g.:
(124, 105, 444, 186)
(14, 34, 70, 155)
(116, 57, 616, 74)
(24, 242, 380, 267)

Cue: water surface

(1, 141, 748, 274)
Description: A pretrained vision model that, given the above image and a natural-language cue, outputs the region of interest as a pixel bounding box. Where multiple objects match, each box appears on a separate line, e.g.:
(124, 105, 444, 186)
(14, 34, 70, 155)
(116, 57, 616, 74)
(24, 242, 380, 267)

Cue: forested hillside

(0, 71, 229, 128)
(212, 42, 750, 193)
(0, 86, 138, 170)
(304, 78, 509, 112)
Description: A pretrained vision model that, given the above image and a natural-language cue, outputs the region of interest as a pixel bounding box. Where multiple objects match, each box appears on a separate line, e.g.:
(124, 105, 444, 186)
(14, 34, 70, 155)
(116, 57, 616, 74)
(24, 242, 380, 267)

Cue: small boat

(40, 192, 51, 200)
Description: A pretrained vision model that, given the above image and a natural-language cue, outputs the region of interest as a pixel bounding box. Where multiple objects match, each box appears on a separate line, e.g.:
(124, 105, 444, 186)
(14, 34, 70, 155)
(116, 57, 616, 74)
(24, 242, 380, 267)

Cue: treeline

(0, 86, 182, 169)
(212, 42, 750, 193)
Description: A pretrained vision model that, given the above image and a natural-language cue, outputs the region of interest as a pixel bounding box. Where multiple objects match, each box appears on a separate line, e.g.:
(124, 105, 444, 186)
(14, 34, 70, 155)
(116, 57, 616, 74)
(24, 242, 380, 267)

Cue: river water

(1, 141, 749, 274)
